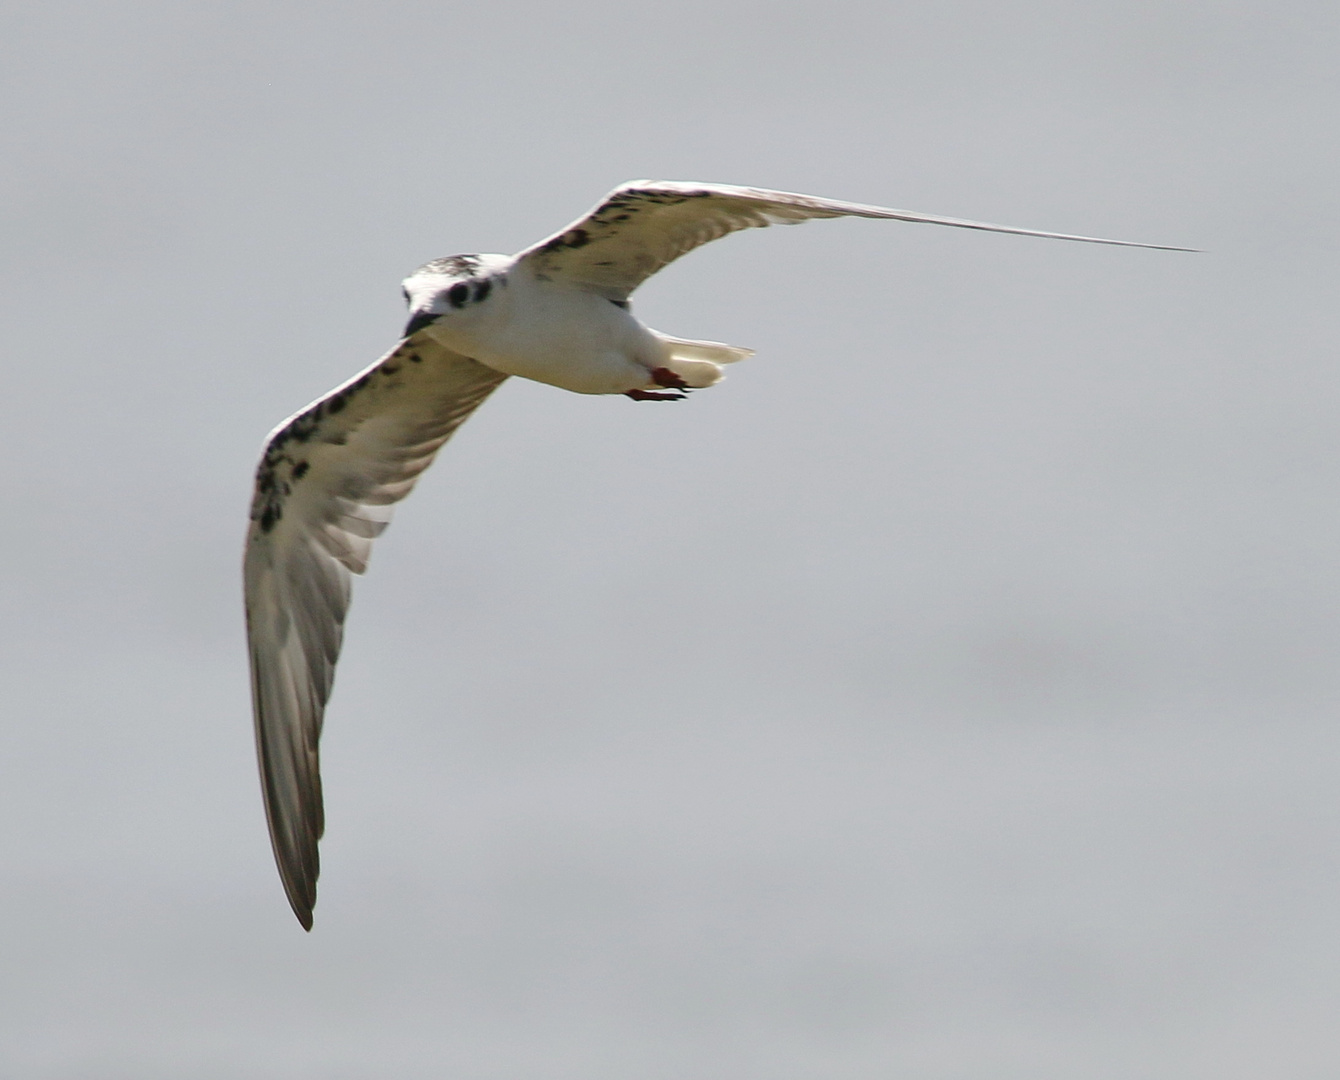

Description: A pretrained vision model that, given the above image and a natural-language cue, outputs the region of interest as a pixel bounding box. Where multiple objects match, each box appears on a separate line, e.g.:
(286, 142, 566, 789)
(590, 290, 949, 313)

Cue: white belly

(424, 272, 660, 395)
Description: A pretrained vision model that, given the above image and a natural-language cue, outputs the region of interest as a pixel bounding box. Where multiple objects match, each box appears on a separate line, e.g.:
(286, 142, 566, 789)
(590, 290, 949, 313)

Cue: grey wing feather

(516, 180, 1195, 299)
(244, 337, 507, 929)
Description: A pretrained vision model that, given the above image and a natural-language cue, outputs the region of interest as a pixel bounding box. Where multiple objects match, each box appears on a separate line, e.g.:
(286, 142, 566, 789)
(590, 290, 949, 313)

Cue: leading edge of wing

(624, 181, 1200, 252)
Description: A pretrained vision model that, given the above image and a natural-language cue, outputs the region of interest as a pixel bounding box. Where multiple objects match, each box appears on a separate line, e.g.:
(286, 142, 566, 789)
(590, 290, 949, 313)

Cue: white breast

(422, 264, 661, 395)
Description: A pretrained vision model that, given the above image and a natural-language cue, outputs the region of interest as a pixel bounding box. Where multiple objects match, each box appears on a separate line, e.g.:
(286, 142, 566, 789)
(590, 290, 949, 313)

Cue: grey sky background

(3, 2, 1339, 1077)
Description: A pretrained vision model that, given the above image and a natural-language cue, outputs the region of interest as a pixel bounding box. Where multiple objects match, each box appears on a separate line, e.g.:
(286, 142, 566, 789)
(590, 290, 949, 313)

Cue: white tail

(655, 333, 755, 388)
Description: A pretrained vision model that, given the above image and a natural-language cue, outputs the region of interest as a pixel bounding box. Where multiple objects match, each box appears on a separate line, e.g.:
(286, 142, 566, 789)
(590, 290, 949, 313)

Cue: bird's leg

(625, 366, 691, 402)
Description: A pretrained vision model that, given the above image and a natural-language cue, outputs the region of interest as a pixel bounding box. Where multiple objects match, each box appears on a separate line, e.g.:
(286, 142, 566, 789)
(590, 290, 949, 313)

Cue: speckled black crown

(415, 254, 482, 277)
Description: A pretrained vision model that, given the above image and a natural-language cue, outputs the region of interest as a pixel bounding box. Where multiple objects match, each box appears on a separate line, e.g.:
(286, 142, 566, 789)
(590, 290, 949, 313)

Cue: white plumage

(245, 180, 1191, 928)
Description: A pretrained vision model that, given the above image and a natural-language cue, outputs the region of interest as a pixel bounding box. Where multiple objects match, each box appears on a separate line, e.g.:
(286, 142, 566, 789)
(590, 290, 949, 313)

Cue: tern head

(401, 253, 511, 338)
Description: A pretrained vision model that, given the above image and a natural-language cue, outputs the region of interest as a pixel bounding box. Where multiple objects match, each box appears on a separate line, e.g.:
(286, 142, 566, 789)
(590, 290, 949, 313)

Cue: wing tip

(285, 883, 316, 931)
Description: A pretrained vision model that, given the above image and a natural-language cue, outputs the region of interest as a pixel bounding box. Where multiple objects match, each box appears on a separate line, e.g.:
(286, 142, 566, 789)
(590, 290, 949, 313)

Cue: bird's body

(245, 180, 1191, 928)
(412, 259, 679, 395)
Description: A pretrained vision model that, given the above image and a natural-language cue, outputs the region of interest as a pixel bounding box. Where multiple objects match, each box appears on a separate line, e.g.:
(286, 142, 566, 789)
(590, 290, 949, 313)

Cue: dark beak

(402, 311, 439, 338)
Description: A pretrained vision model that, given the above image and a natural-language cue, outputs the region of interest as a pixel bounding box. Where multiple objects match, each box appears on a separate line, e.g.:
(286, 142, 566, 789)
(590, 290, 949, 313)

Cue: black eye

(448, 282, 470, 307)
(401, 286, 410, 304)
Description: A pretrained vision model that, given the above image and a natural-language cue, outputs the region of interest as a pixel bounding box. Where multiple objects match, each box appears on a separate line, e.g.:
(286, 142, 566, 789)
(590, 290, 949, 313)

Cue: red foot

(649, 367, 689, 389)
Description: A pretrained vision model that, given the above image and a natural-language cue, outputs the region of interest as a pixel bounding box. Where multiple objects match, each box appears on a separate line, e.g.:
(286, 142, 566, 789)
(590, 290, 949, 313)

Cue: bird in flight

(244, 180, 1191, 928)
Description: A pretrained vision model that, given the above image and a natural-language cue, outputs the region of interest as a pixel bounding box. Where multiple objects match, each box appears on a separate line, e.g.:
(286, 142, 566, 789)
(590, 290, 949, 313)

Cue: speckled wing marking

(516, 180, 1194, 300)
(244, 339, 507, 930)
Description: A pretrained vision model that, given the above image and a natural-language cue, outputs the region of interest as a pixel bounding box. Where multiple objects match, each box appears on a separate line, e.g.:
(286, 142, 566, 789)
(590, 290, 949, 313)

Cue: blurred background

(2, 2, 1338, 1077)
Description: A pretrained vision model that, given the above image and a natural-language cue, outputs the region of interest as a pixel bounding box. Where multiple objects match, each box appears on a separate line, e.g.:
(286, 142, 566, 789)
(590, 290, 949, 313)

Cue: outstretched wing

(516, 180, 1194, 300)
(244, 337, 507, 929)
